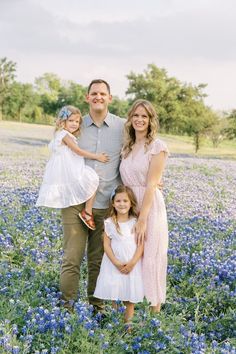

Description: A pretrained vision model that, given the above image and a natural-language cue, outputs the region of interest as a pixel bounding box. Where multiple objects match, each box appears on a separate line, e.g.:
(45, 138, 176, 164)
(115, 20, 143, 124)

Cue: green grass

(160, 133, 236, 159)
(1, 120, 236, 160)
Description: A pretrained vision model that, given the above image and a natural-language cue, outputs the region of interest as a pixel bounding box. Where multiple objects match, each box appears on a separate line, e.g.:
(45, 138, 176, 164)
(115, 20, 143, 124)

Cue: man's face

(86, 83, 112, 114)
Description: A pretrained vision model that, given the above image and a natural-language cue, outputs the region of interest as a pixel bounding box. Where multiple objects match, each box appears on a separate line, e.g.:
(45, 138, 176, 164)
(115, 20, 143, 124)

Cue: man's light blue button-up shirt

(78, 112, 125, 209)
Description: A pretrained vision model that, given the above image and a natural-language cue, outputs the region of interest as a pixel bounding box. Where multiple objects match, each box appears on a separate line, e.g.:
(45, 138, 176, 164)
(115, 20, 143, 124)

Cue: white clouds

(35, 0, 175, 23)
(2, 4, 72, 54)
(0, 0, 236, 110)
(1, 0, 235, 59)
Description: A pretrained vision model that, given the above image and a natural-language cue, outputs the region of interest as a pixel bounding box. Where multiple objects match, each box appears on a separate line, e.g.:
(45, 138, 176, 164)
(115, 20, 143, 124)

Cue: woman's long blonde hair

(122, 99, 159, 158)
(109, 185, 138, 235)
(55, 105, 82, 137)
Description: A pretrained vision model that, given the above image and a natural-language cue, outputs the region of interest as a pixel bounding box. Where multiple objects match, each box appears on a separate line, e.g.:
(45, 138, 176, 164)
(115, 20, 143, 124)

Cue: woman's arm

(135, 151, 166, 245)
(103, 233, 126, 272)
(62, 134, 109, 162)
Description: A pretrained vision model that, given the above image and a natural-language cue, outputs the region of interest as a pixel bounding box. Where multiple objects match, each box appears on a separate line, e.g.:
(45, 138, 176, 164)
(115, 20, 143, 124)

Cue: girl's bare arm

(62, 134, 109, 162)
(103, 233, 125, 272)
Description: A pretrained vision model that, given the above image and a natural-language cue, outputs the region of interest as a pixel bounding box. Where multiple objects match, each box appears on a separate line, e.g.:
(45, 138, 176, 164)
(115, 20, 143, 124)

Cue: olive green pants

(59, 204, 108, 310)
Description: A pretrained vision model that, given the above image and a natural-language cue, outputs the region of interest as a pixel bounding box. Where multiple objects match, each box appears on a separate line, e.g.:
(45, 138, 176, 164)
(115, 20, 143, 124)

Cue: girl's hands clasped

(115, 261, 134, 274)
(114, 260, 126, 273)
(121, 261, 135, 274)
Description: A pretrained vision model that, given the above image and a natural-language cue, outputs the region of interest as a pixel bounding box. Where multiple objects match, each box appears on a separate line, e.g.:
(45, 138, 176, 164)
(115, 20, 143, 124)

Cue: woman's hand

(96, 152, 109, 163)
(157, 181, 164, 190)
(134, 219, 147, 246)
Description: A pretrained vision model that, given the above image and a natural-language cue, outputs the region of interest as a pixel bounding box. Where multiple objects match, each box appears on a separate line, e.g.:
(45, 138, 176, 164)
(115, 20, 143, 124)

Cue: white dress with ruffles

(36, 129, 99, 208)
(94, 217, 144, 303)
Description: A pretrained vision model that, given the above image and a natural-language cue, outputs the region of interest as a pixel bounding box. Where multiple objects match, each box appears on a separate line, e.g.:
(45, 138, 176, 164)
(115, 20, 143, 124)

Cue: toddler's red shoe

(79, 209, 96, 230)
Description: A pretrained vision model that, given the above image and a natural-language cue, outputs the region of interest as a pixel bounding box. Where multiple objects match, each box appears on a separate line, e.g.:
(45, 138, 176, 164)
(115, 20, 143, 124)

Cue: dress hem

(94, 294, 144, 303)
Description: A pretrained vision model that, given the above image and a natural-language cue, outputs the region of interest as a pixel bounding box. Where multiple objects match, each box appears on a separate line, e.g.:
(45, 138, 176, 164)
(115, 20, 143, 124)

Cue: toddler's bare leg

(85, 192, 96, 215)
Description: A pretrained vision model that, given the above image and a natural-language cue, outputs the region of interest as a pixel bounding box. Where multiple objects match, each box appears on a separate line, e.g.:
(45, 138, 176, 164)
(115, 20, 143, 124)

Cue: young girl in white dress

(94, 185, 144, 325)
(36, 105, 109, 230)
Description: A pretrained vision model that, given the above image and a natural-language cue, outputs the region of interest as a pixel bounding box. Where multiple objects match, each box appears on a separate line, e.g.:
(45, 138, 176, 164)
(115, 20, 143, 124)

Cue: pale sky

(0, 0, 236, 111)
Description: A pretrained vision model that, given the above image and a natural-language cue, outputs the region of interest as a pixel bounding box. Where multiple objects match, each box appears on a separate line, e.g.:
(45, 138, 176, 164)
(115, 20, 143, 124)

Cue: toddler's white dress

(94, 217, 144, 303)
(36, 129, 99, 208)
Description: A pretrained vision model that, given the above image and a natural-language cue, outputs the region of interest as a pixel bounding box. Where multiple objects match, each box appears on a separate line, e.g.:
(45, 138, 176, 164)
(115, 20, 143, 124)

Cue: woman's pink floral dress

(120, 138, 169, 305)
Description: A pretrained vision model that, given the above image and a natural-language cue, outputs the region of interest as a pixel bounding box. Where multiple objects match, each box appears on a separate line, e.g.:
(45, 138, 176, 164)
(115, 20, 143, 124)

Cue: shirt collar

(83, 112, 111, 127)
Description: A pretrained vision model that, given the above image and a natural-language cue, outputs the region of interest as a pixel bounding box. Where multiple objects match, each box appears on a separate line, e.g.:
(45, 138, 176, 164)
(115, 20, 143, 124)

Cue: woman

(120, 99, 169, 313)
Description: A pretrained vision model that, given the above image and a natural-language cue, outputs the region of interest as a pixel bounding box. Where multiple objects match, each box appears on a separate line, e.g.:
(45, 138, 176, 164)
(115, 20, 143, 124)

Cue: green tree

(35, 75, 88, 117)
(109, 96, 129, 118)
(175, 83, 207, 131)
(57, 81, 87, 115)
(183, 104, 216, 152)
(226, 109, 236, 139)
(3, 82, 37, 122)
(176, 83, 215, 152)
(35, 73, 61, 115)
(0, 57, 16, 119)
(207, 114, 228, 148)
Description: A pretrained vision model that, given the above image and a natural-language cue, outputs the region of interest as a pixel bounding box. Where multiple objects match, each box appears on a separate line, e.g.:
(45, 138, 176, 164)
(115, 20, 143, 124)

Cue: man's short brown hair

(87, 79, 111, 94)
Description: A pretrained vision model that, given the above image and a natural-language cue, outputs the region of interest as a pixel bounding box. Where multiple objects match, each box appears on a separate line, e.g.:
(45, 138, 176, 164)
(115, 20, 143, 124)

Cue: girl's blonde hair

(122, 99, 159, 158)
(109, 185, 138, 234)
(55, 105, 82, 137)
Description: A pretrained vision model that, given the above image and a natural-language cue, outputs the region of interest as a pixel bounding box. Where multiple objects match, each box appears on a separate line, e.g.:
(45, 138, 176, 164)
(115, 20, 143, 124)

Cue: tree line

(0, 57, 235, 152)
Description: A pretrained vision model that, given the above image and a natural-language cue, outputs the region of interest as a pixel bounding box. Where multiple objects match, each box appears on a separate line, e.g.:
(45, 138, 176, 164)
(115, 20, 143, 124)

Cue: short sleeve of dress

(55, 129, 69, 144)
(148, 139, 169, 160)
(104, 218, 113, 239)
(48, 130, 69, 152)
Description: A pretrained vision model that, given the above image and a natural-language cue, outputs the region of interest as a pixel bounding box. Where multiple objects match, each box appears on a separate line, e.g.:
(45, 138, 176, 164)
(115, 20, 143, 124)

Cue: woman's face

(131, 105, 150, 135)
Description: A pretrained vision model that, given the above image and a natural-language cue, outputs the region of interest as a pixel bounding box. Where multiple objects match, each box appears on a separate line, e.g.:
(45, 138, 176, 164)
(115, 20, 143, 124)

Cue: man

(59, 79, 125, 312)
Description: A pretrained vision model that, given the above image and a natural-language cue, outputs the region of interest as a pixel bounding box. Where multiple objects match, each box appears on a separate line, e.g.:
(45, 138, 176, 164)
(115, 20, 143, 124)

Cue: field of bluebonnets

(0, 121, 235, 354)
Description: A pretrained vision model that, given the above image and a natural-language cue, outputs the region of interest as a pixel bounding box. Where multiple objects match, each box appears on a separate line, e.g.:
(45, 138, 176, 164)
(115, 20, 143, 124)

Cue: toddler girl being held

(36, 105, 109, 230)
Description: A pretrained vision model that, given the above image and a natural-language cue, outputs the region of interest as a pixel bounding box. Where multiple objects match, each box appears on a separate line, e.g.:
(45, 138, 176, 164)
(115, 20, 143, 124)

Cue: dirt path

(0, 121, 54, 157)
(0, 121, 54, 146)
